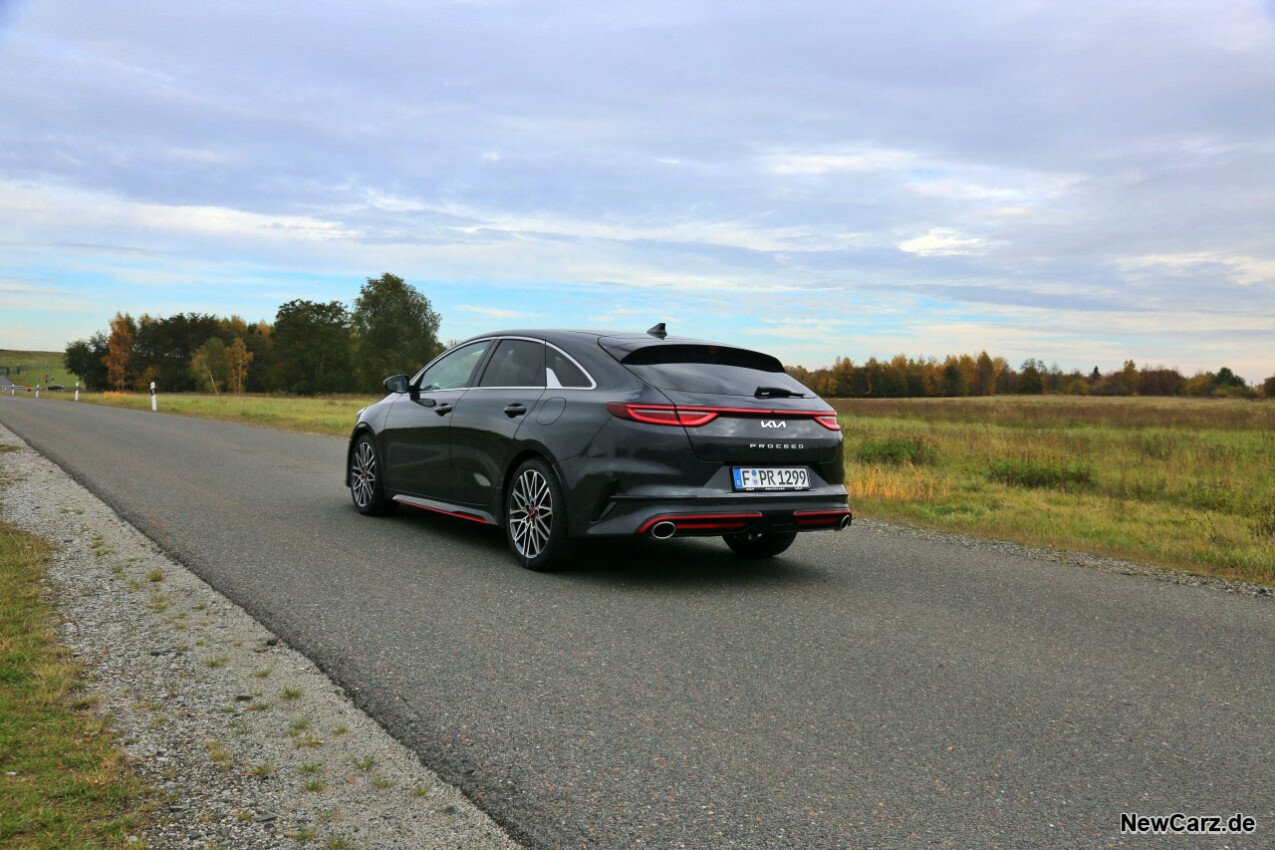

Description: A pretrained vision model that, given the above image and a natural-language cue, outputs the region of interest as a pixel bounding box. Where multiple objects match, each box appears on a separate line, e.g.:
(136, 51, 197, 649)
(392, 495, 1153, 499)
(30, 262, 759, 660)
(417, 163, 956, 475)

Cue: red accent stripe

(397, 500, 490, 525)
(638, 513, 763, 534)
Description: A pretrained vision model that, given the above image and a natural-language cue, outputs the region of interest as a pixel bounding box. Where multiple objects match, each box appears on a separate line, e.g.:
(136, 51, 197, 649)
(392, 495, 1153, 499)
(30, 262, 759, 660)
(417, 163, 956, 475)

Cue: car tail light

(606, 403, 719, 427)
(607, 403, 842, 430)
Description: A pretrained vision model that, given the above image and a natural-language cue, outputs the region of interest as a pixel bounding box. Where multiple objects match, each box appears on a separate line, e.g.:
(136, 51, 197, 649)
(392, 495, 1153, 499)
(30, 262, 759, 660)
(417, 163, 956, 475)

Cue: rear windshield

(618, 344, 811, 397)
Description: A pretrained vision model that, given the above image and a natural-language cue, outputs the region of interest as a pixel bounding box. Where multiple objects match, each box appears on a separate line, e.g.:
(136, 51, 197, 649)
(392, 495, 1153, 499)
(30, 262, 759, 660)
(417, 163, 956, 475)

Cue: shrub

(988, 458, 1093, 490)
(856, 436, 937, 466)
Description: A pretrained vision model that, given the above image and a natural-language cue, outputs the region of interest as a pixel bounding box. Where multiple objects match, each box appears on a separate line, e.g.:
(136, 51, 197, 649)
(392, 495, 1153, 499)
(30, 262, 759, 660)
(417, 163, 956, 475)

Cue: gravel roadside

(0, 424, 522, 849)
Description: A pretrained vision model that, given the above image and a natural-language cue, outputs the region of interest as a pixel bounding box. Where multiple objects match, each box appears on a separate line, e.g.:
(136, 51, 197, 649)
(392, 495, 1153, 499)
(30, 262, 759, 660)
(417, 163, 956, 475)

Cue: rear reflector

(638, 513, 763, 534)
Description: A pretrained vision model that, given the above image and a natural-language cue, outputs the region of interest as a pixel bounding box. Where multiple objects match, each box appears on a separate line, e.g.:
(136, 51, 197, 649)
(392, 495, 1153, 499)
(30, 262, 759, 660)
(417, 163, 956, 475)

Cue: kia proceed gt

(346, 325, 851, 571)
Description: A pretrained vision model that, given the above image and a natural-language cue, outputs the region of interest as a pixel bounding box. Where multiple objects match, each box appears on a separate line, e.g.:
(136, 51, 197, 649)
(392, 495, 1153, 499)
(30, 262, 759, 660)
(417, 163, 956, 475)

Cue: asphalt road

(2, 396, 1273, 848)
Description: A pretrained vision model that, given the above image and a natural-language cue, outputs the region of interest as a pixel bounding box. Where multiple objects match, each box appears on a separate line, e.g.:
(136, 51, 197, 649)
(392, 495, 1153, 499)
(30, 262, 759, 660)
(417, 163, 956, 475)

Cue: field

(0, 350, 79, 390)
(21, 376, 1275, 585)
(833, 396, 1275, 584)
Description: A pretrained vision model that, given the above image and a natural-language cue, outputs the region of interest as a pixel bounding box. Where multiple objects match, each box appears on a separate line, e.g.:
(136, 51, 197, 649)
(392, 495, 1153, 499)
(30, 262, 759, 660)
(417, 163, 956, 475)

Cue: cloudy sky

(2, 0, 1273, 380)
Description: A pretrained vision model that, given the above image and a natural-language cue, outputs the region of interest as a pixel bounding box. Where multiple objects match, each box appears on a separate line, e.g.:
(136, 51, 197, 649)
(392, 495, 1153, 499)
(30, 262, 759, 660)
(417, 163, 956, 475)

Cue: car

(346, 324, 851, 571)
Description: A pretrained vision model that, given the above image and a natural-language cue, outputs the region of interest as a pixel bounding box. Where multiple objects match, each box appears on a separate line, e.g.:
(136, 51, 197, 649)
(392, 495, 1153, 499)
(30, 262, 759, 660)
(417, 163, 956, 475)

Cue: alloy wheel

(351, 440, 377, 509)
(509, 468, 553, 559)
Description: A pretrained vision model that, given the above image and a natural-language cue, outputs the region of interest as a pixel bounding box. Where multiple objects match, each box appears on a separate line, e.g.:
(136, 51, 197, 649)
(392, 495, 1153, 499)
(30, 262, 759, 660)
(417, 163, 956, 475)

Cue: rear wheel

(349, 435, 394, 516)
(506, 458, 571, 571)
(723, 531, 797, 558)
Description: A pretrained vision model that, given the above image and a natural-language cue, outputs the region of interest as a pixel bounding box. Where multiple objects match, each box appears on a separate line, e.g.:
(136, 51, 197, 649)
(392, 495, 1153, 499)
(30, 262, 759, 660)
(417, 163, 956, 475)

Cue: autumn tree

(226, 337, 254, 394)
(974, 351, 998, 395)
(351, 273, 442, 391)
(190, 338, 229, 394)
(103, 312, 135, 391)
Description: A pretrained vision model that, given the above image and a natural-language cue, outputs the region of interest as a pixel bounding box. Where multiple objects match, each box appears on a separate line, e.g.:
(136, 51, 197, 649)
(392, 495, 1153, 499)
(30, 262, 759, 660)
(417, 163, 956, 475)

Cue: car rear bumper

(581, 486, 852, 538)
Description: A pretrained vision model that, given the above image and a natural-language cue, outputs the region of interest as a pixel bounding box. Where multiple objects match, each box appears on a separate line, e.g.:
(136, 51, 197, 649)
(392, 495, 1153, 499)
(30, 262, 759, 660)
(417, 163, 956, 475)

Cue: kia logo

(760, 420, 786, 429)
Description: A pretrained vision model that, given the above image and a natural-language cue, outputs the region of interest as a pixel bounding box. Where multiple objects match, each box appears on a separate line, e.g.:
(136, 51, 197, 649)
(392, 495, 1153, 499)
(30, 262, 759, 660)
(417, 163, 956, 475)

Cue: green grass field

(832, 396, 1275, 584)
(0, 350, 79, 391)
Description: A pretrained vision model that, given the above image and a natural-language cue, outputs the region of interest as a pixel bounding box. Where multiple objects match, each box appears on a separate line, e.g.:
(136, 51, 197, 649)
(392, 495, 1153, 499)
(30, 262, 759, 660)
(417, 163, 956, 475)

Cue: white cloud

(455, 305, 538, 319)
(762, 147, 918, 176)
(1122, 252, 1275, 286)
(897, 228, 990, 257)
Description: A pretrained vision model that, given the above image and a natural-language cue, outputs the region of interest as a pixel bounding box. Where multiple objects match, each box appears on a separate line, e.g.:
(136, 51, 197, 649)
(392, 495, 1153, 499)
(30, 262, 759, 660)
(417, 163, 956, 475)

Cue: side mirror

(383, 374, 409, 394)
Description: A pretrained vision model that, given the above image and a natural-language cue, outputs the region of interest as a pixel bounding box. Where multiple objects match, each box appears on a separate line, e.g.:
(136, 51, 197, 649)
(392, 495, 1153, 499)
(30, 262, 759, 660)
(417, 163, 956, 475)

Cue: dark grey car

(347, 325, 851, 570)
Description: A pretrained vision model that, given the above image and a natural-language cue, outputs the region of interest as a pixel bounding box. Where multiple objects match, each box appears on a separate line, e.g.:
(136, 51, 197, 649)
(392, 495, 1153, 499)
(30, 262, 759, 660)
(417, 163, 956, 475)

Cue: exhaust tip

(649, 520, 677, 540)
(839, 515, 852, 530)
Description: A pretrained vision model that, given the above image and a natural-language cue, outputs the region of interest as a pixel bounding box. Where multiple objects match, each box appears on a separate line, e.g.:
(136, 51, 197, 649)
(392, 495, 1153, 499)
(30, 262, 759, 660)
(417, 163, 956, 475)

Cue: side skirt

(392, 495, 498, 527)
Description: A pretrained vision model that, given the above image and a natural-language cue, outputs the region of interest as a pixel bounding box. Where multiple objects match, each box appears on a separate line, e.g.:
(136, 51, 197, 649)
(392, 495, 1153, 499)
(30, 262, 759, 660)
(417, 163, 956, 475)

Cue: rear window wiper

(754, 386, 807, 399)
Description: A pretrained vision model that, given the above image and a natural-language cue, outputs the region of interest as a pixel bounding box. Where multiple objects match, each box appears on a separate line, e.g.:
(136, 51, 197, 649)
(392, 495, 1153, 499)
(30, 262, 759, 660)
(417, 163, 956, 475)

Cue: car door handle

(435, 403, 453, 416)
(503, 403, 527, 417)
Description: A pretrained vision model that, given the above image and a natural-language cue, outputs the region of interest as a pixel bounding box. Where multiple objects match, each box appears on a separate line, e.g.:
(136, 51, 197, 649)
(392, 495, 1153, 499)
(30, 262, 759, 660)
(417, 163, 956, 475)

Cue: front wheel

(723, 531, 797, 558)
(505, 458, 571, 571)
(349, 435, 395, 516)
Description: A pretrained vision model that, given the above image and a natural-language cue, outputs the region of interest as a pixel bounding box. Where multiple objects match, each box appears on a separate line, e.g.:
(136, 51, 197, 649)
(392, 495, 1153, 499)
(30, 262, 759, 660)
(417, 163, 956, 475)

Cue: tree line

(65, 274, 442, 395)
(64, 276, 1272, 400)
(786, 354, 1274, 399)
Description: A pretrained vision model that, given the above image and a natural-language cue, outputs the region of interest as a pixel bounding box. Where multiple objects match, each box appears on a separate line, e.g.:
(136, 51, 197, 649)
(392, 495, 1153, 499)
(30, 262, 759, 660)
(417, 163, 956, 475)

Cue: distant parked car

(47, 384, 65, 391)
(346, 325, 850, 570)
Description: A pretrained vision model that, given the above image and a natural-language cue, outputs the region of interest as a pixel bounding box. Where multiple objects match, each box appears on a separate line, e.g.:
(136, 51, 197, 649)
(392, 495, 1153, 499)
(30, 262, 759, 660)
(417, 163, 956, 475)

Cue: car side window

(478, 339, 546, 388)
(547, 347, 592, 388)
(417, 341, 492, 391)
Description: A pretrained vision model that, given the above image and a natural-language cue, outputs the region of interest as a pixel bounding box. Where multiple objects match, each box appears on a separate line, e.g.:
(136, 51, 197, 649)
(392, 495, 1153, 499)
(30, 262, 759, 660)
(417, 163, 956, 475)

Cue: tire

(349, 434, 395, 516)
(723, 531, 797, 559)
(505, 458, 571, 571)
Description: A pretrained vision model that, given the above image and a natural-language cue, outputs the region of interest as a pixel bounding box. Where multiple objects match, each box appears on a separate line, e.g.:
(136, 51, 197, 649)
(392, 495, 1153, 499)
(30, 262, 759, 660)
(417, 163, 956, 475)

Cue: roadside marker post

(35, 387, 39, 398)
(75, 382, 80, 401)
(150, 381, 157, 411)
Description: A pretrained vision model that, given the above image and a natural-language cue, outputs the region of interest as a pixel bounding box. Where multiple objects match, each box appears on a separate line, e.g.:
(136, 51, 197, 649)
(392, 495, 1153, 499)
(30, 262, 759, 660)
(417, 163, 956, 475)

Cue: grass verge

(0, 521, 154, 847)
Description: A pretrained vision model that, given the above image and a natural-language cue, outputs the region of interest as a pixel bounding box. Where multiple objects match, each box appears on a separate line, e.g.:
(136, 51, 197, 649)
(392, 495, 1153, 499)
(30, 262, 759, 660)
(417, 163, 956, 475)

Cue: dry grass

(837, 396, 1275, 584)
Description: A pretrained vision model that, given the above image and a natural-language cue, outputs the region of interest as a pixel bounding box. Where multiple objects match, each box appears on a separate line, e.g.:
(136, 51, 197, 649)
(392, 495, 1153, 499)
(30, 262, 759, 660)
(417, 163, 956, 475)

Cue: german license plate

(732, 466, 809, 491)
